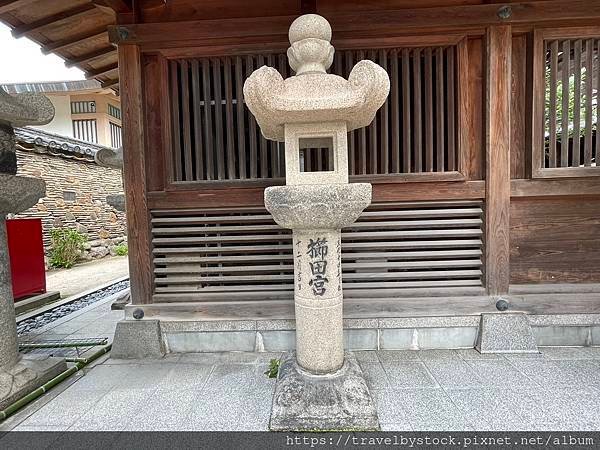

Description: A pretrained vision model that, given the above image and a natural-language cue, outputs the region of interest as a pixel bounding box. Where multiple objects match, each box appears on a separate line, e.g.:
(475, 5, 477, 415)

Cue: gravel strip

(17, 280, 129, 336)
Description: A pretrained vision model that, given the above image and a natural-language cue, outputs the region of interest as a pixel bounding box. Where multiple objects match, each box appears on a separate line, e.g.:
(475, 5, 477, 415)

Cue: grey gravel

(17, 280, 129, 336)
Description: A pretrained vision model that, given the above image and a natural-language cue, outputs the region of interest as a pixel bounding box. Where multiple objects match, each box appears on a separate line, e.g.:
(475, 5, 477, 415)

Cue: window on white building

(72, 119, 98, 143)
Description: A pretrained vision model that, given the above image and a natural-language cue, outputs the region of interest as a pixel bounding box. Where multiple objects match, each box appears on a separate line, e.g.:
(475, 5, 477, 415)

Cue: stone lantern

(244, 14, 389, 430)
(0, 88, 67, 409)
(95, 146, 125, 212)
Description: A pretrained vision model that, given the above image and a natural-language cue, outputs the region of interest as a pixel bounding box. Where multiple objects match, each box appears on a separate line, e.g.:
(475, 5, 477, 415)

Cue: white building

(2, 80, 122, 149)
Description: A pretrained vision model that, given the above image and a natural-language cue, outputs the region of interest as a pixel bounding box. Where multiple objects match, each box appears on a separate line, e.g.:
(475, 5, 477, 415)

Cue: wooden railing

(167, 45, 459, 183)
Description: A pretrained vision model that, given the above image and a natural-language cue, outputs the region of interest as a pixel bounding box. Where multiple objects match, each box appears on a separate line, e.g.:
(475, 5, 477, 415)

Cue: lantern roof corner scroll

(243, 14, 390, 142)
(95, 146, 123, 170)
(0, 88, 54, 128)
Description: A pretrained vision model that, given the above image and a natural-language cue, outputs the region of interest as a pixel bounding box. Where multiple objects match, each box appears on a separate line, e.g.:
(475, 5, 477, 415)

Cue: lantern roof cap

(243, 14, 390, 141)
(0, 88, 54, 128)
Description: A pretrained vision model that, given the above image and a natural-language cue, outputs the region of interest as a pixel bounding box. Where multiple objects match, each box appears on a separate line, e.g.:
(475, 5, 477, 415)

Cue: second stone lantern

(244, 14, 389, 429)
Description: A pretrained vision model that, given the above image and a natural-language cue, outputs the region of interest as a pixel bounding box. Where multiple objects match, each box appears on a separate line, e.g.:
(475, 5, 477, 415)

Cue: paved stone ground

(2, 347, 599, 432)
(46, 256, 129, 298)
(2, 291, 599, 434)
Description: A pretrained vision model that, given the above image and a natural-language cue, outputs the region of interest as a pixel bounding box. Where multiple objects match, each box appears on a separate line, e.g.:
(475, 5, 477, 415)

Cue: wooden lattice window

(108, 103, 121, 120)
(110, 122, 122, 149)
(72, 119, 98, 143)
(167, 43, 461, 183)
(71, 101, 96, 114)
(533, 28, 600, 177)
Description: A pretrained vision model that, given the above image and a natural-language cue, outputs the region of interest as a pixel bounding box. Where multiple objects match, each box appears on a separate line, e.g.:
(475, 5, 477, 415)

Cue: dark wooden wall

(114, 0, 600, 304)
(510, 196, 600, 283)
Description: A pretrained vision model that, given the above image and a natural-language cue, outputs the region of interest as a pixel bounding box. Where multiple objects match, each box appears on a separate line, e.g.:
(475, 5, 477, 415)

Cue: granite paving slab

(422, 359, 484, 388)
(390, 388, 472, 431)
(454, 348, 505, 360)
(416, 349, 461, 360)
(122, 388, 203, 431)
(381, 361, 439, 388)
(445, 388, 526, 430)
(66, 364, 136, 391)
(540, 346, 593, 360)
(376, 350, 420, 362)
(203, 363, 276, 394)
(371, 389, 413, 427)
(17, 387, 107, 428)
(507, 358, 575, 386)
(353, 350, 380, 362)
(184, 385, 274, 431)
(112, 363, 172, 391)
(156, 363, 214, 390)
(358, 361, 391, 389)
(501, 387, 571, 424)
(465, 359, 538, 387)
(67, 389, 150, 431)
(578, 346, 600, 358)
(550, 359, 600, 386)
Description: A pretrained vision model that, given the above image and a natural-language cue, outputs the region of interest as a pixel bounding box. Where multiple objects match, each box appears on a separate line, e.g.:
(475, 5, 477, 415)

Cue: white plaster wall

(30, 94, 73, 137)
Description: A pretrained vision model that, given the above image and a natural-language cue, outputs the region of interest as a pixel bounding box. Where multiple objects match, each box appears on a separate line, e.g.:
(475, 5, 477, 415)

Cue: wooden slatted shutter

(151, 201, 484, 302)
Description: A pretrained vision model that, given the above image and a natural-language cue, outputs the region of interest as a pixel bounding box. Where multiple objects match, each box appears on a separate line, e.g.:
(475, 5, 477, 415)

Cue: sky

(0, 23, 84, 84)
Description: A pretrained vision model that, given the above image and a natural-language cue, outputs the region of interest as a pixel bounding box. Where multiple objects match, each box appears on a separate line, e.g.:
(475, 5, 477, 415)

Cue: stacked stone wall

(11, 149, 127, 263)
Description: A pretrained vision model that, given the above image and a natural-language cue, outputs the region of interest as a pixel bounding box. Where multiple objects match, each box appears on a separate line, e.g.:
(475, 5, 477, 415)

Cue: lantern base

(269, 352, 379, 431)
(0, 355, 67, 410)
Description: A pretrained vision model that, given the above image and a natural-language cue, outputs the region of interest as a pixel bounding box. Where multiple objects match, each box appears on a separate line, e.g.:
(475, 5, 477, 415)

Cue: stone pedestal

(111, 319, 165, 359)
(270, 353, 379, 431)
(476, 313, 539, 354)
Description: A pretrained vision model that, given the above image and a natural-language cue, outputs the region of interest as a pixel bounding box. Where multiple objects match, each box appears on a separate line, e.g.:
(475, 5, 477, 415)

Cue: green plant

(114, 243, 128, 256)
(48, 228, 86, 269)
(264, 358, 281, 379)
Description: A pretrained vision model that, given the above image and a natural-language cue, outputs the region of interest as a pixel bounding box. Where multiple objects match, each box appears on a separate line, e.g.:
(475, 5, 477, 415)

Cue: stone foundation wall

(11, 149, 127, 263)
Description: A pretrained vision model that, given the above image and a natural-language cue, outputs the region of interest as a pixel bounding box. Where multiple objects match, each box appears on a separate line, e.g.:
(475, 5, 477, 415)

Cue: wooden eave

(0, 0, 128, 92)
(4, 0, 600, 97)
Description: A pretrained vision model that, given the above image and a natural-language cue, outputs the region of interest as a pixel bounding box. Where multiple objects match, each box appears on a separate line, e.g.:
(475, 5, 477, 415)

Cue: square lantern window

(298, 137, 335, 172)
(284, 122, 348, 185)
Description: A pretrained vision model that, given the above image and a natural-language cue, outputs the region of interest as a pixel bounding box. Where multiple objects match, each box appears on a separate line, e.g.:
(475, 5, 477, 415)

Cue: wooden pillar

(118, 44, 153, 304)
(485, 25, 511, 296)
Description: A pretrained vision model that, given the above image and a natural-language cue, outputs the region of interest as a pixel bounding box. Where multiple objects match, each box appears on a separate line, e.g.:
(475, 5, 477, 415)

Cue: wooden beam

(11, 4, 97, 38)
(109, 0, 600, 45)
(118, 44, 152, 305)
(485, 25, 512, 296)
(147, 181, 486, 210)
(65, 46, 115, 67)
(86, 62, 118, 79)
(92, 0, 131, 13)
(511, 178, 600, 198)
(41, 28, 108, 54)
(0, 0, 38, 15)
(100, 78, 119, 89)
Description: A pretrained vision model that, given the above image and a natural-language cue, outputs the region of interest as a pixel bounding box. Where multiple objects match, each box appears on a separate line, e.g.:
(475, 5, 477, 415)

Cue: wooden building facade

(2, 0, 600, 320)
